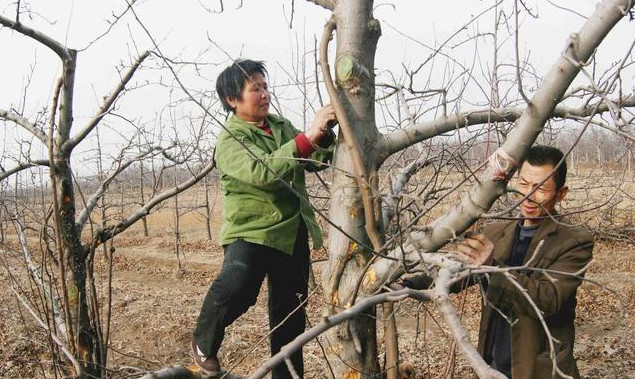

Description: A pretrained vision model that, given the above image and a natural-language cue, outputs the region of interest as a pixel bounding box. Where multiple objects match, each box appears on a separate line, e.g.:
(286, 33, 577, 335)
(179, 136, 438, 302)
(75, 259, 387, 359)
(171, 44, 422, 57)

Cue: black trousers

(194, 222, 310, 379)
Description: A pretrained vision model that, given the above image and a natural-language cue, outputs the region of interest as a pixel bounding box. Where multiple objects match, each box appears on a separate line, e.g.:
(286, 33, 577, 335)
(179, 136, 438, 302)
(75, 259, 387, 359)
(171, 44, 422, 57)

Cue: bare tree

(0, 3, 217, 377)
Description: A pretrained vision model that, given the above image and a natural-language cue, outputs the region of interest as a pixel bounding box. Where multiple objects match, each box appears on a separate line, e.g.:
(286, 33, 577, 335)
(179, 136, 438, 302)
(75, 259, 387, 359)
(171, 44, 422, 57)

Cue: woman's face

(227, 73, 270, 123)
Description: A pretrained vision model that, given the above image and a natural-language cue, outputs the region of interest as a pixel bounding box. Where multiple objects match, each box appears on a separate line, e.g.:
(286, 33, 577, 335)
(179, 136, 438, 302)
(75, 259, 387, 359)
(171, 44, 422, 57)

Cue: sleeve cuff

(295, 133, 317, 159)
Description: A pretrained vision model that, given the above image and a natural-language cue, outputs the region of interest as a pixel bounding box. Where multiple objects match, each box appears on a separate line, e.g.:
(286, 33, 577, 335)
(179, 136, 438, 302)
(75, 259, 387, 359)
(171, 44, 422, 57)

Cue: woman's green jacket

(215, 113, 334, 255)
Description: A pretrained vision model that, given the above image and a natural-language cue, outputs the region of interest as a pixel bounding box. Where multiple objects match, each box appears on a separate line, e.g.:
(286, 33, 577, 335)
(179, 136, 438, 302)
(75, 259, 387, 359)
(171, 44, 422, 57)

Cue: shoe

(190, 339, 221, 376)
(190, 340, 244, 379)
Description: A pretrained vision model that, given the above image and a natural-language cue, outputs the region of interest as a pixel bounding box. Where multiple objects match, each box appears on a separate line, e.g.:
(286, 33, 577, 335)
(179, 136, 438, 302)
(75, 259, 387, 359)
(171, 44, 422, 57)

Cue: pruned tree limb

(0, 109, 47, 143)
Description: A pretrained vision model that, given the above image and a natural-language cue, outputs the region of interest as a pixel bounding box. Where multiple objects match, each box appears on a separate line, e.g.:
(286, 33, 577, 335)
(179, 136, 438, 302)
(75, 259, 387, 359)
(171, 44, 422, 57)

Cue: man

(191, 59, 336, 379)
(406, 145, 593, 378)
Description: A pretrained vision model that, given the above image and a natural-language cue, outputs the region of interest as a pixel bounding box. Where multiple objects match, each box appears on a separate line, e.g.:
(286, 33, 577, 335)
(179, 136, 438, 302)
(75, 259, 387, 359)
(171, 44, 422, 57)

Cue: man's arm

(453, 230, 593, 319)
(485, 234, 593, 319)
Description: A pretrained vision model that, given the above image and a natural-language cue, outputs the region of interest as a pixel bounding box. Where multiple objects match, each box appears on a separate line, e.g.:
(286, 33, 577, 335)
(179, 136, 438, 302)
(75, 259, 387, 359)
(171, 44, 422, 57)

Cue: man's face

(515, 162, 568, 226)
(227, 73, 270, 123)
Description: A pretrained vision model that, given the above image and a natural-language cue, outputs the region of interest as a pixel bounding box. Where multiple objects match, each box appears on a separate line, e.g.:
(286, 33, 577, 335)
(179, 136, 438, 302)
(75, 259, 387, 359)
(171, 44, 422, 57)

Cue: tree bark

(322, 1, 384, 376)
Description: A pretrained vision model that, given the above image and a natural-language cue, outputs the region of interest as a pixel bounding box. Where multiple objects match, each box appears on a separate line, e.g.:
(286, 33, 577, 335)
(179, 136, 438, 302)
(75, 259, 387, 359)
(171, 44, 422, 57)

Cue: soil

(0, 231, 633, 378)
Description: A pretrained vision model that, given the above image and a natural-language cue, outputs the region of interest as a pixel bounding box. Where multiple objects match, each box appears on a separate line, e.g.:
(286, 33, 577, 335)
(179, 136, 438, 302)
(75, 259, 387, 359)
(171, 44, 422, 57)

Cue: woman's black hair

(216, 59, 267, 113)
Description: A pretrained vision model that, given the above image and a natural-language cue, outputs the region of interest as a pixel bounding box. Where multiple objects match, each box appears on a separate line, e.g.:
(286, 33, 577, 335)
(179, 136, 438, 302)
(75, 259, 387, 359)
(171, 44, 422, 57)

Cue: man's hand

(305, 104, 337, 145)
(454, 233, 494, 266)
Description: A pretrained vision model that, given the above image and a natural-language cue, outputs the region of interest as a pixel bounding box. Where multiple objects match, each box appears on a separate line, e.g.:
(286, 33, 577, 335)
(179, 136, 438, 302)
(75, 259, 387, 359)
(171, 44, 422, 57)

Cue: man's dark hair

(216, 59, 267, 113)
(523, 145, 567, 189)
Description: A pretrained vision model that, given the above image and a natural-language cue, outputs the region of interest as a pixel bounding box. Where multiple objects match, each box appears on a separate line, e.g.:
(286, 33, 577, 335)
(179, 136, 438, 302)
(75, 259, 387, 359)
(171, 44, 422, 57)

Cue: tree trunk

(0, 205, 5, 243)
(52, 49, 101, 378)
(322, 1, 383, 376)
(173, 170, 183, 271)
(140, 161, 149, 237)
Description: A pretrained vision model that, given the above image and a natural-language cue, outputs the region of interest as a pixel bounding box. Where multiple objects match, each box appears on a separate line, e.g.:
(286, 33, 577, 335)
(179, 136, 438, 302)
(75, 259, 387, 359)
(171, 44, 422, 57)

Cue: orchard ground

(0, 177, 633, 378)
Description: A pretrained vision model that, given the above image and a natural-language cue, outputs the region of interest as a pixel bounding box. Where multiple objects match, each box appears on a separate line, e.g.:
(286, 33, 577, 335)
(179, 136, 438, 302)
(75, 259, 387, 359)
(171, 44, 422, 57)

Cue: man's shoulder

(539, 221, 595, 265)
(482, 220, 514, 237)
(551, 220, 594, 244)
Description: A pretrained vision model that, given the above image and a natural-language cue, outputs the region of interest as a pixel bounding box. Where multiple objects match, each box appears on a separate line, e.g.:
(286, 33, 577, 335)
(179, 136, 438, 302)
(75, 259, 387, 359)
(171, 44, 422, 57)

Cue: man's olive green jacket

(478, 218, 594, 379)
(215, 114, 334, 255)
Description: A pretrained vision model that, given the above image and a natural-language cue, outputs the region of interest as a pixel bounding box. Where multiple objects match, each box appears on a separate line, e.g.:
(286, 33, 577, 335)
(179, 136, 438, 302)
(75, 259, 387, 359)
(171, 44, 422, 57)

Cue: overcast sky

(1, 0, 632, 158)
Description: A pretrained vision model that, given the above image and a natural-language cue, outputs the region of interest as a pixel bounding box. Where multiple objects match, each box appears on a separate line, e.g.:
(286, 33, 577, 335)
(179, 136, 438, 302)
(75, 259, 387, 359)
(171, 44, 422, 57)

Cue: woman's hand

(306, 104, 337, 145)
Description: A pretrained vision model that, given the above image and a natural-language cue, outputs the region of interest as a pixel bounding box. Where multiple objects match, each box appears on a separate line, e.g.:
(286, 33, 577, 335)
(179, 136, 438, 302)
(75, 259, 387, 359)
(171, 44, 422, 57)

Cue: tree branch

(0, 159, 49, 182)
(248, 288, 422, 379)
(0, 14, 72, 61)
(433, 268, 507, 379)
(92, 155, 216, 246)
(379, 94, 635, 161)
(503, 273, 572, 379)
(0, 109, 48, 143)
(306, 0, 335, 11)
(76, 145, 168, 229)
(11, 288, 81, 375)
(12, 217, 68, 340)
(381, 155, 439, 228)
(63, 51, 151, 154)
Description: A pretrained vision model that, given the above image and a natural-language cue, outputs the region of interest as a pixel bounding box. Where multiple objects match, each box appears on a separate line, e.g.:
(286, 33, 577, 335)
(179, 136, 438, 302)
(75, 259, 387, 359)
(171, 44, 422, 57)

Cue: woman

(191, 59, 336, 379)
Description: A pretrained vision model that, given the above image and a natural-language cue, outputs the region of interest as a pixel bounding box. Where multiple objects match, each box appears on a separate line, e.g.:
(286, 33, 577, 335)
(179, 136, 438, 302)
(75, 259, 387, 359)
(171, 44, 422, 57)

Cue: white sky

(0, 0, 633, 166)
